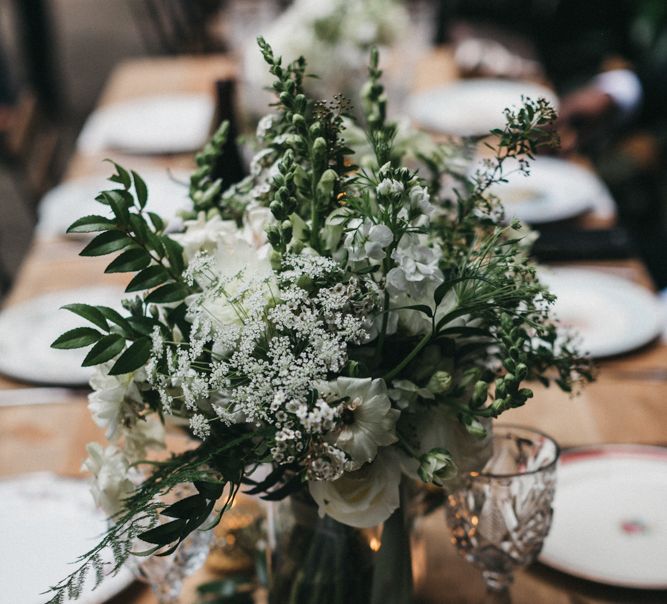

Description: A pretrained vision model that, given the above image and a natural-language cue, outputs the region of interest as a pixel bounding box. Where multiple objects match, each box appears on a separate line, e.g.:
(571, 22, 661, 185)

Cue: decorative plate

(37, 169, 192, 237)
(540, 444, 667, 589)
(0, 287, 124, 385)
(539, 268, 662, 358)
(407, 79, 559, 137)
(77, 93, 214, 155)
(0, 473, 135, 603)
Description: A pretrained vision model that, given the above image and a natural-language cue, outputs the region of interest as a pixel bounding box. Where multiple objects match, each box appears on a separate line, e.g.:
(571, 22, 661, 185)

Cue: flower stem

(382, 331, 432, 382)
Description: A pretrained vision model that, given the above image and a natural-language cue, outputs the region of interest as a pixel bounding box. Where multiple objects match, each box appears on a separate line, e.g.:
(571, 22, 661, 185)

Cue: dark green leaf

(126, 265, 170, 292)
(106, 160, 132, 189)
(97, 306, 133, 335)
(161, 495, 206, 519)
(80, 230, 132, 257)
(126, 316, 162, 336)
(108, 336, 151, 374)
(194, 481, 225, 500)
(132, 170, 148, 209)
(162, 236, 184, 274)
(51, 327, 103, 349)
(147, 212, 165, 232)
(145, 283, 189, 304)
(138, 518, 187, 546)
(82, 333, 126, 366)
(61, 303, 109, 331)
(105, 247, 151, 273)
(66, 214, 115, 234)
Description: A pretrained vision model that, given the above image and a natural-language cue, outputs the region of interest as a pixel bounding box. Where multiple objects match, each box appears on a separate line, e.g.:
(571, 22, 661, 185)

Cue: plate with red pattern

(540, 444, 667, 589)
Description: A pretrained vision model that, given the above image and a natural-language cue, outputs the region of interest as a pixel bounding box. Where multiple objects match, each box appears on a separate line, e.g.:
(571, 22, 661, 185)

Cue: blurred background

(1, 0, 666, 301)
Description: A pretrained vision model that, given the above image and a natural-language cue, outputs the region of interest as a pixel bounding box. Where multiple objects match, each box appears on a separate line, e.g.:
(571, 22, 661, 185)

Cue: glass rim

(466, 423, 561, 480)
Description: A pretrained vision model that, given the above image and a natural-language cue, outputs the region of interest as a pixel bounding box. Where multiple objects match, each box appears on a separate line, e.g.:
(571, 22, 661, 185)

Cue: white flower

(242, 204, 275, 251)
(172, 212, 238, 262)
(88, 364, 144, 440)
(82, 443, 134, 517)
(409, 185, 435, 217)
(325, 377, 400, 468)
(344, 219, 394, 263)
(386, 235, 443, 299)
(377, 178, 405, 198)
(308, 448, 401, 528)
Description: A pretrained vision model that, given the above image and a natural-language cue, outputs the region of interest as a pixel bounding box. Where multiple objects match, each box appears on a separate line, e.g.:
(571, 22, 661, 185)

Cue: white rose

(325, 377, 400, 468)
(308, 448, 401, 528)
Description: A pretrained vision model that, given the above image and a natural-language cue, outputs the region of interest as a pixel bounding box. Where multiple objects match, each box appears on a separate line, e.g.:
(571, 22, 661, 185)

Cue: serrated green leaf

(129, 214, 150, 241)
(108, 337, 151, 374)
(104, 247, 151, 273)
(126, 316, 162, 336)
(61, 303, 109, 331)
(126, 265, 170, 292)
(132, 170, 148, 209)
(102, 190, 131, 225)
(51, 327, 103, 349)
(106, 160, 132, 189)
(66, 215, 115, 234)
(145, 283, 188, 304)
(80, 230, 132, 257)
(82, 334, 126, 366)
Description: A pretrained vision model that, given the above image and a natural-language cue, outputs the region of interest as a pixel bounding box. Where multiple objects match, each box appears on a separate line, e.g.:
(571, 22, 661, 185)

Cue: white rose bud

(418, 448, 458, 486)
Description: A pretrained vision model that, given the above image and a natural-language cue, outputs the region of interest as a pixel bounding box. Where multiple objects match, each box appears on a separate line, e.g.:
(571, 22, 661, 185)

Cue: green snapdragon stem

(370, 484, 413, 604)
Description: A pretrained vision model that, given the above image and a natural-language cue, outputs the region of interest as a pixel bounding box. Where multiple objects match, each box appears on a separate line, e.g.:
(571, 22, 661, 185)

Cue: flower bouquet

(47, 39, 591, 604)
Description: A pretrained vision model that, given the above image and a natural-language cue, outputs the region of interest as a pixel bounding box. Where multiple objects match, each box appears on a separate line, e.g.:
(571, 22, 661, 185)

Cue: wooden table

(1, 52, 666, 603)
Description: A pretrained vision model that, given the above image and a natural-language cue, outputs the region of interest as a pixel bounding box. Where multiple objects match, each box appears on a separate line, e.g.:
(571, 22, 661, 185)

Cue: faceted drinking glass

(444, 425, 559, 598)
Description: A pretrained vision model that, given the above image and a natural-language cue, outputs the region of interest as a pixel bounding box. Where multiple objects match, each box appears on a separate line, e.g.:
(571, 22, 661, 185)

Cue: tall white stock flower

(343, 218, 394, 263)
(88, 363, 144, 440)
(326, 377, 400, 468)
(82, 443, 134, 517)
(308, 448, 401, 528)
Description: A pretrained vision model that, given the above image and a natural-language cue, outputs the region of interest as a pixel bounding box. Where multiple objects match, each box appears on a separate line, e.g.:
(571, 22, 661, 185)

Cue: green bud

(292, 113, 306, 130)
(418, 448, 457, 486)
(316, 168, 337, 202)
(269, 250, 282, 271)
(427, 370, 453, 395)
(471, 380, 489, 408)
(464, 419, 488, 439)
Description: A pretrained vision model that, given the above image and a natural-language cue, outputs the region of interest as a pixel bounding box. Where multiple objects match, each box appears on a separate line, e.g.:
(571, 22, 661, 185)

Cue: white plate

(0, 287, 124, 385)
(540, 445, 667, 589)
(489, 157, 606, 224)
(0, 473, 135, 603)
(77, 93, 214, 155)
(407, 79, 559, 137)
(540, 268, 662, 358)
(37, 169, 192, 237)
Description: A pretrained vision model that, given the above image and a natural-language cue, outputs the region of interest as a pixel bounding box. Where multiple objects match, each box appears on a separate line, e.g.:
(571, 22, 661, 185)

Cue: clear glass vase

(266, 487, 417, 604)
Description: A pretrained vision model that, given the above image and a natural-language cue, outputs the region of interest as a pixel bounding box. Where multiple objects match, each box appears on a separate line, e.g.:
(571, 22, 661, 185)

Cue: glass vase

(266, 487, 417, 604)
